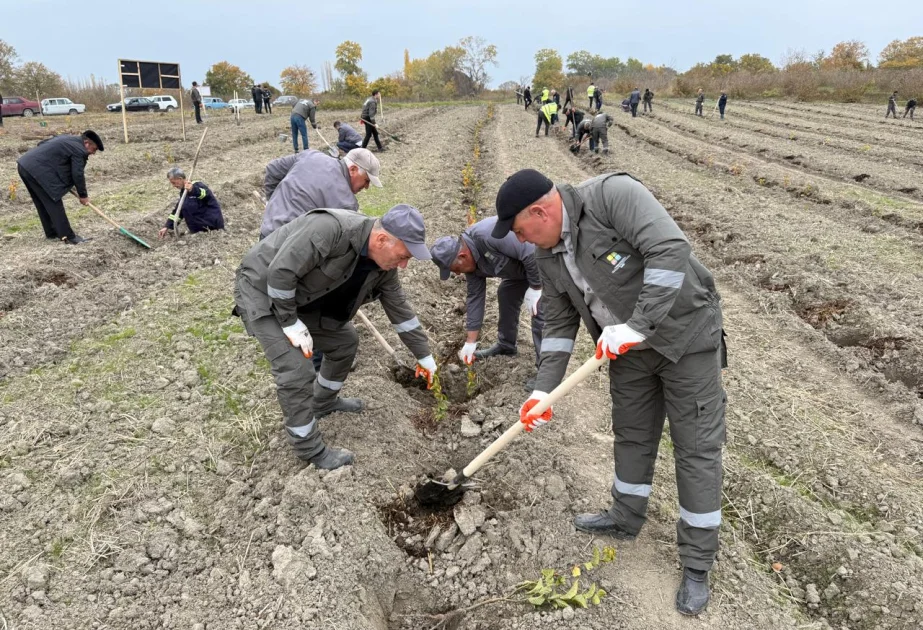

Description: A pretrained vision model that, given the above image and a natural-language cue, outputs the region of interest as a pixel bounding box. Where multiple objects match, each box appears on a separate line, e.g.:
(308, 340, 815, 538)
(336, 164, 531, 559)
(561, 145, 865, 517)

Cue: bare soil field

(1, 100, 922, 630)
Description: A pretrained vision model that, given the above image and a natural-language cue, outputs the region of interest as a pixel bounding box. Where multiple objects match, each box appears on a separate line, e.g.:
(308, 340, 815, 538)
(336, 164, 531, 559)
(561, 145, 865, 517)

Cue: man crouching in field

(234, 205, 437, 470)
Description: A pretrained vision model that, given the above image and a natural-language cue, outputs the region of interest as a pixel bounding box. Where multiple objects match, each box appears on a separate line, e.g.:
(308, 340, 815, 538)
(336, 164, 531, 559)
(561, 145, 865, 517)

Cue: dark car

(107, 97, 158, 113)
(2, 96, 41, 117)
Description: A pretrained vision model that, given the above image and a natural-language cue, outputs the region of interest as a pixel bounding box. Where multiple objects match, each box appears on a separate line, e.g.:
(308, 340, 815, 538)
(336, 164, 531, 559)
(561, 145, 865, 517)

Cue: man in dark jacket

(190, 82, 203, 124)
(562, 86, 575, 112)
(523, 86, 532, 110)
(252, 85, 263, 114)
(643, 88, 654, 113)
(234, 205, 437, 470)
(905, 97, 917, 120)
(564, 107, 585, 139)
(360, 90, 383, 152)
(695, 89, 705, 116)
(886, 91, 898, 118)
(718, 92, 728, 119)
(430, 216, 544, 385)
(291, 98, 319, 153)
(17, 130, 104, 244)
(595, 86, 603, 111)
(158, 167, 225, 238)
(262, 85, 273, 114)
(333, 121, 362, 153)
(629, 88, 641, 117)
(492, 169, 726, 617)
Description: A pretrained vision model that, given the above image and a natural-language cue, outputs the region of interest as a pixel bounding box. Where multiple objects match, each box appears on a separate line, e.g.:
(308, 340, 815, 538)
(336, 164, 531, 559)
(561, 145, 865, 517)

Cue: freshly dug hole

(377, 494, 456, 558)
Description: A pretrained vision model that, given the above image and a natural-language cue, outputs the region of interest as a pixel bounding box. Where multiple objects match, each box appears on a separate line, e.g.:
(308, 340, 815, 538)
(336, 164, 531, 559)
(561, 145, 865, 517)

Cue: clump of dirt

(378, 493, 455, 558)
(795, 299, 851, 328)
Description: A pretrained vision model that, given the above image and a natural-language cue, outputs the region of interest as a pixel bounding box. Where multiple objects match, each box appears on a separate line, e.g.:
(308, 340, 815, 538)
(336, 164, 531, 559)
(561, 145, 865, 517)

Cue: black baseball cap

(491, 169, 554, 238)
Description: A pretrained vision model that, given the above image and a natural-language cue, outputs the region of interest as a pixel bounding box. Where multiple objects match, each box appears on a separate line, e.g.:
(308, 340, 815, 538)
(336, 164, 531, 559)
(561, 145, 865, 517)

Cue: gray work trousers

(591, 127, 609, 153)
(606, 319, 726, 571)
(495, 277, 544, 367)
(886, 103, 897, 118)
(240, 313, 359, 460)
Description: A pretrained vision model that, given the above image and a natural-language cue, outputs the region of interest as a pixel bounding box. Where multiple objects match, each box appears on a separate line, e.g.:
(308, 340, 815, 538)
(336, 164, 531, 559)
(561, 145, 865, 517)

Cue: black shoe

(305, 446, 354, 470)
(676, 568, 710, 616)
(63, 235, 91, 245)
(474, 343, 517, 360)
(573, 512, 637, 540)
(315, 397, 365, 419)
(524, 377, 536, 392)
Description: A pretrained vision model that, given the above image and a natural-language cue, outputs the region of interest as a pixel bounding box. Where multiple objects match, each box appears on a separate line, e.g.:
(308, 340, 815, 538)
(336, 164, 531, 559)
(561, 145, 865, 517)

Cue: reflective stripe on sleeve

(643, 268, 685, 289)
(267, 285, 296, 300)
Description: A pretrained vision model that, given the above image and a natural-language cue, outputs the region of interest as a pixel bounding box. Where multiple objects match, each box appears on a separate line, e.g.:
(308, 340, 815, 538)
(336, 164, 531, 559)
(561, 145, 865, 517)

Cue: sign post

(117, 59, 183, 143)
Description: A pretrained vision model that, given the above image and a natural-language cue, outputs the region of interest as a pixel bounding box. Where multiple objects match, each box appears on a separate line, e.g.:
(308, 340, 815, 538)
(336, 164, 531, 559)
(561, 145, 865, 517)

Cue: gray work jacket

(292, 99, 317, 126)
(461, 216, 541, 332)
(260, 150, 358, 237)
(361, 97, 378, 121)
(237, 209, 431, 359)
(534, 174, 721, 392)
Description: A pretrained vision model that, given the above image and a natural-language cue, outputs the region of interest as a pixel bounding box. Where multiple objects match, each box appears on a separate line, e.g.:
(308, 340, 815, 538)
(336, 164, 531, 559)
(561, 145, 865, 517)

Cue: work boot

(573, 511, 637, 540)
(675, 568, 710, 616)
(474, 343, 517, 360)
(63, 235, 91, 245)
(314, 397, 365, 419)
(305, 446, 354, 470)
(524, 376, 536, 392)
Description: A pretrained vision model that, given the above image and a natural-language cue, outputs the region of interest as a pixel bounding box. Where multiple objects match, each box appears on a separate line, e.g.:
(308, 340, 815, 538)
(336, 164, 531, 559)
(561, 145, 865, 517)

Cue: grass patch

(359, 184, 405, 217)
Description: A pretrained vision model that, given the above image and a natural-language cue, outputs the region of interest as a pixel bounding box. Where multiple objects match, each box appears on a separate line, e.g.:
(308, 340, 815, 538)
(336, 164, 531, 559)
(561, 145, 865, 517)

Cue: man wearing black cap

(492, 169, 726, 616)
(429, 216, 544, 385)
(16, 130, 104, 244)
(234, 204, 437, 470)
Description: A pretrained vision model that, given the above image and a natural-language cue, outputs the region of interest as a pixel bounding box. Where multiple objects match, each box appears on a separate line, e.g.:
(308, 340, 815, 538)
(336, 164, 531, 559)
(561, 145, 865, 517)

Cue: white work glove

(523, 287, 542, 317)
(595, 324, 645, 360)
(458, 342, 478, 366)
(519, 391, 552, 432)
(282, 319, 314, 359)
(415, 355, 438, 390)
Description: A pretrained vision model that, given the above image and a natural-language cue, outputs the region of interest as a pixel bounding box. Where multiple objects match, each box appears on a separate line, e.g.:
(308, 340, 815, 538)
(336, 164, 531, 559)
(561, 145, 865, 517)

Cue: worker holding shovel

(16, 129, 104, 245)
(234, 205, 437, 470)
(158, 167, 225, 239)
(429, 216, 544, 390)
(491, 169, 727, 617)
(360, 89, 384, 152)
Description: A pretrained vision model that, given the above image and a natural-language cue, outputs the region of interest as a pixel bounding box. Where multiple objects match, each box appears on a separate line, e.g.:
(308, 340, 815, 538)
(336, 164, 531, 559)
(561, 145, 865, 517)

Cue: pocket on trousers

(695, 390, 727, 451)
(264, 338, 292, 363)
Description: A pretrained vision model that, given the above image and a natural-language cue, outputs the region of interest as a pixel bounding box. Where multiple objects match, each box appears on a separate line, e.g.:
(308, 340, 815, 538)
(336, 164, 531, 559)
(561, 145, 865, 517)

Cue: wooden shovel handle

(356, 309, 398, 358)
(460, 354, 606, 478)
(70, 191, 122, 230)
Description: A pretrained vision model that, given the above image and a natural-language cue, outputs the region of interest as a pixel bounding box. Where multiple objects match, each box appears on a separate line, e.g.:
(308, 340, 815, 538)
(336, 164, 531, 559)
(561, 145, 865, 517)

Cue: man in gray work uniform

(493, 169, 726, 616)
(235, 205, 438, 470)
(291, 98, 319, 153)
(429, 216, 544, 386)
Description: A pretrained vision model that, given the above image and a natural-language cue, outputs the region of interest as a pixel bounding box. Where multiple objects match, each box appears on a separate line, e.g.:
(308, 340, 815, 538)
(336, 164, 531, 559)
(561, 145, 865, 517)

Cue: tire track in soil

(499, 103, 923, 628)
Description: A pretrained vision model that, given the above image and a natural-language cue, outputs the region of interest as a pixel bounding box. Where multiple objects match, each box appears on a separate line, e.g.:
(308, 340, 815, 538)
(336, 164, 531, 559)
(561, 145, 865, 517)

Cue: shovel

(415, 354, 607, 508)
(313, 126, 340, 158)
(362, 119, 404, 144)
(173, 127, 209, 236)
(70, 191, 151, 249)
(356, 309, 412, 373)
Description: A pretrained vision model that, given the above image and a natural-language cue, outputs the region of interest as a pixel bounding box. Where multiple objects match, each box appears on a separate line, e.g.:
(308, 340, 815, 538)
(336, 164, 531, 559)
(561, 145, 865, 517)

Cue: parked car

(1, 96, 41, 117)
(149, 95, 178, 112)
(228, 99, 254, 112)
(41, 98, 86, 116)
(203, 97, 228, 110)
(107, 97, 158, 113)
(272, 95, 298, 107)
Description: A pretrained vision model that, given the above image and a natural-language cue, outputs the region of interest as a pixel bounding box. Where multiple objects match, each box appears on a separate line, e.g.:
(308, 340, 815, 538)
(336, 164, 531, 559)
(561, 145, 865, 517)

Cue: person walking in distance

(361, 90, 384, 152)
(717, 92, 728, 119)
(17, 130, 104, 244)
(904, 97, 917, 120)
(523, 86, 533, 110)
(587, 82, 597, 110)
(252, 84, 263, 114)
(190, 82, 203, 124)
(291, 97, 318, 153)
(491, 168, 727, 617)
(886, 91, 898, 119)
(642, 88, 654, 114)
(263, 84, 273, 114)
(629, 87, 641, 118)
(695, 89, 705, 116)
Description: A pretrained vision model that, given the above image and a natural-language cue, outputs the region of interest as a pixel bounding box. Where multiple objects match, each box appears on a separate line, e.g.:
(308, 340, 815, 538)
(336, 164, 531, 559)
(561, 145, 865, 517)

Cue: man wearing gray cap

(429, 216, 544, 385)
(260, 147, 382, 239)
(234, 204, 437, 470)
(492, 168, 726, 616)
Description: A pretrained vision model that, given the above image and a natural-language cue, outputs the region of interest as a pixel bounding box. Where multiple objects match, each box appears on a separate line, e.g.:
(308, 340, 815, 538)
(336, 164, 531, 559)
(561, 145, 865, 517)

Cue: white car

(228, 99, 254, 112)
(149, 95, 178, 112)
(41, 98, 86, 116)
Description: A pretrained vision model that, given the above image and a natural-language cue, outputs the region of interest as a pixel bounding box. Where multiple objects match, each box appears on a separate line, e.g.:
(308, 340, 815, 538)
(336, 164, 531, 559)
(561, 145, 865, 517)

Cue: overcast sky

(4, 0, 920, 89)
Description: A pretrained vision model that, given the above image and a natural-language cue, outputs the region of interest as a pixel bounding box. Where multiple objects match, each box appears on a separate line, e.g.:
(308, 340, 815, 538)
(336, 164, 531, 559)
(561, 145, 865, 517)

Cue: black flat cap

(82, 130, 104, 151)
(491, 169, 553, 238)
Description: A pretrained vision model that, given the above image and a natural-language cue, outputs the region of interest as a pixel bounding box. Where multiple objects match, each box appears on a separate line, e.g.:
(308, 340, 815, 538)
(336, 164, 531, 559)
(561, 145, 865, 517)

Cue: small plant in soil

(465, 366, 478, 398)
(431, 371, 450, 422)
(516, 546, 615, 609)
(8, 180, 17, 201)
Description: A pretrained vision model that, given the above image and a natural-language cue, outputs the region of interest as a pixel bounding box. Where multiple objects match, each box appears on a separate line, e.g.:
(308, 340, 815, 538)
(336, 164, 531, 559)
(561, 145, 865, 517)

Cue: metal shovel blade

(414, 475, 467, 508)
